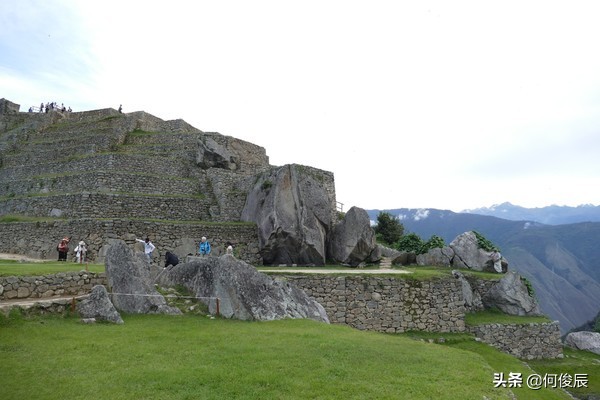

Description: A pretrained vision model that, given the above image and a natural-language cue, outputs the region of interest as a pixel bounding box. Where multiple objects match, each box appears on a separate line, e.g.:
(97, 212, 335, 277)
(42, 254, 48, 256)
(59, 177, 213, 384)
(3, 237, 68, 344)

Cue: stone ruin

(0, 99, 379, 267)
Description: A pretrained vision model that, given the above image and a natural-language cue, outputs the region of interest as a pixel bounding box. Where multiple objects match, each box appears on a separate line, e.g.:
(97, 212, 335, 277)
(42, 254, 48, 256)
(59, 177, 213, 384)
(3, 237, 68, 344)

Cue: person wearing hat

(74, 241, 87, 264)
(57, 237, 70, 262)
(198, 236, 211, 256)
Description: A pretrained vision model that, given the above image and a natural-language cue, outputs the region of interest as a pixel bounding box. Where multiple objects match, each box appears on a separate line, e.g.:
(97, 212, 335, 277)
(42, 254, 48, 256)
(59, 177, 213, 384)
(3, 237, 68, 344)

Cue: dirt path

(0, 253, 45, 262)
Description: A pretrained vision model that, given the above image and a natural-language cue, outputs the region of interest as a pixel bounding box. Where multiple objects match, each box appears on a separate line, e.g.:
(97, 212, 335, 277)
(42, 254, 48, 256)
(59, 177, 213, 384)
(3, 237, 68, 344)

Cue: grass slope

(0, 314, 517, 400)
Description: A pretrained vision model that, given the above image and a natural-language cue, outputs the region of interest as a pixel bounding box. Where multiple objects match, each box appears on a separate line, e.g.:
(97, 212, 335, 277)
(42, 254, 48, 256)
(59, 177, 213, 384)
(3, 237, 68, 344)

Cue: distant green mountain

(367, 208, 600, 334)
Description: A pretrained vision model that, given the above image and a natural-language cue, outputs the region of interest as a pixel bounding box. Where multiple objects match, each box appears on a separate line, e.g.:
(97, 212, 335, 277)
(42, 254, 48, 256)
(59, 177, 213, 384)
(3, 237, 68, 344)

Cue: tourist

(136, 237, 156, 260)
(118, 104, 123, 113)
(57, 237, 70, 262)
(74, 240, 87, 264)
(198, 236, 211, 255)
(164, 251, 179, 269)
(226, 245, 234, 255)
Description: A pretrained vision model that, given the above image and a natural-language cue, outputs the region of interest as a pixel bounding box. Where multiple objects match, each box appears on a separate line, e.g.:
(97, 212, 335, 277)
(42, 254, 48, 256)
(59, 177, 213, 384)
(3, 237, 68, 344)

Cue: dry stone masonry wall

(282, 275, 467, 333)
(277, 274, 563, 359)
(0, 271, 106, 301)
(0, 220, 262, 265)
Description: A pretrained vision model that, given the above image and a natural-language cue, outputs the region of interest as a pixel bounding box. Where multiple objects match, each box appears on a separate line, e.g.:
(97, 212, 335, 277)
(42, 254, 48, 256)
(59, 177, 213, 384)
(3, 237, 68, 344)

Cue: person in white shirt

(74, 240, 87, 264)
(136, 237, 156, 260)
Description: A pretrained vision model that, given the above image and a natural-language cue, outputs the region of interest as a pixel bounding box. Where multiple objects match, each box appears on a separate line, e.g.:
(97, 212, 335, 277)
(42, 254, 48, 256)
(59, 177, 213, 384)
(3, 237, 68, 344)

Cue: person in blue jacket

(198, 236, 211, 255)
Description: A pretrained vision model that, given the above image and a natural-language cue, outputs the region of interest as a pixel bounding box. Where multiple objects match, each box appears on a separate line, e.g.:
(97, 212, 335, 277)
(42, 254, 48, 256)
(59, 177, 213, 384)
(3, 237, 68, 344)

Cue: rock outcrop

(452, 270, 483, 310)
(241, 164, 335, 266)
(156, 254, 329, 322)
(104, 240, 181, 315)
(450, 231, 507, 272)
(482, 271, 542, 316)
(196, 136, 238, 170)
(328, 207, 380, 266)
(76, 285, 124, 324)
(416, 246, 455, 267)
(564, 331, 600, 355)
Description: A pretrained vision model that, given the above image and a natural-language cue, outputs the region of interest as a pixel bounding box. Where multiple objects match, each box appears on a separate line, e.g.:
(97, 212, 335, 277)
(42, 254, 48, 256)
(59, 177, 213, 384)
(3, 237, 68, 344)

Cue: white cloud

(2, 1, 600, 212)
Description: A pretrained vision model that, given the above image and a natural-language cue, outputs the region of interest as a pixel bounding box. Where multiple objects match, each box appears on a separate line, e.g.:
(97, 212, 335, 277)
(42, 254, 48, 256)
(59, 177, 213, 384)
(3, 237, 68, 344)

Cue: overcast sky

(2, 1, 599, 212)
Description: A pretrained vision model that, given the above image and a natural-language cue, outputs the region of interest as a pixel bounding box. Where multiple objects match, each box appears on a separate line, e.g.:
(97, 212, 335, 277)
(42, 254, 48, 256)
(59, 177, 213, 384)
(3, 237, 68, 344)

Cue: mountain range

(461, 202, 600, 225)
(366, 205, 600, 335)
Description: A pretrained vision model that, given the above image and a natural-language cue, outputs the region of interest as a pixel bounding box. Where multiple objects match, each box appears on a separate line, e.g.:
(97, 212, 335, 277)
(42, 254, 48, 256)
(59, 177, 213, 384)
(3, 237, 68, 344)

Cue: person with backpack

(57, 237, 70, 261)
(198, 236, 211, 256)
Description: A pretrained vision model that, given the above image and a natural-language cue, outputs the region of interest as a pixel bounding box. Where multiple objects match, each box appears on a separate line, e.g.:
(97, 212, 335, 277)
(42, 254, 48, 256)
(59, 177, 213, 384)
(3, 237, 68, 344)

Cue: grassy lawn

(465, 309, 551, 325)
(0, 313, 522, 400)
(0, 260, 105, 276)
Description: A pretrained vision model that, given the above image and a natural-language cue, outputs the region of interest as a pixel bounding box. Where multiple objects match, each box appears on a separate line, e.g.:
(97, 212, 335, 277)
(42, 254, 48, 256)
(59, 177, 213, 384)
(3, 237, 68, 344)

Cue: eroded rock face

(156, 254, 329, 323)
(452, 270, 483, 311)
(104, 239, 181, 315)
(241, 164, 333, 266)
(482, 271, 542, 316)
(564, 331, 600, 355)
(328, 207, 380, 266)
(77, 285, 123, 324)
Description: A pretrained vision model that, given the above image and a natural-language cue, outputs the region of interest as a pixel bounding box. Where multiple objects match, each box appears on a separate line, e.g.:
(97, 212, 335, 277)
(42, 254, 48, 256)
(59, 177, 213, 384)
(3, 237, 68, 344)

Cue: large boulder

(328, 207, 380, 266)
(564, 331, 600, 355)
(391, 251, 417, 266)
(77, 285, 124, 324)
(241, 164, 333, 265)
(450, 231, 507, 272)
(452, 270, 483, 311)
(104, 239, 181, 315)
(417, 246, 454, 267)
(482, 271, 543, 316)
(157, 254, 329, 323)
(196, 136, 238, 170)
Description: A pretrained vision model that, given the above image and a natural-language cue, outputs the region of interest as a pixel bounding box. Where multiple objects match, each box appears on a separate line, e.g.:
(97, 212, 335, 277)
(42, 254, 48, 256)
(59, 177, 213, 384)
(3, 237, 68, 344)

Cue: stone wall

(1, 171, 201, 197)
(468, 322, 563, 359)
(0, 220, 262, 265)
(276, 274, 563, 359)
(0, 193, 212, 221)
(0, 271, 106, 301)
(280, 275, 467, 333)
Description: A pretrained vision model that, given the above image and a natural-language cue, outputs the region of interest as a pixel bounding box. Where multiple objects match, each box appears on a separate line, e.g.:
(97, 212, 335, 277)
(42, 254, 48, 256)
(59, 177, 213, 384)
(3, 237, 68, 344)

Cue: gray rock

(157, 254, 329, 323)
(104, 239, 181, 315)
(417, 246, 454, 267)
(49, 208, 63, 217)
(377, 244, 403, 259)
(196, 137, 238, 170)
(482, 271, 543, 316)
(449, 231, 507, 272)
(328, 207, 380, 266)
(391, 251, 416, 265)
(564, 331, 600, 355)
(241, 164, 333, 266)
(452, 270, 482, 310)
(76, 285, 124, 324)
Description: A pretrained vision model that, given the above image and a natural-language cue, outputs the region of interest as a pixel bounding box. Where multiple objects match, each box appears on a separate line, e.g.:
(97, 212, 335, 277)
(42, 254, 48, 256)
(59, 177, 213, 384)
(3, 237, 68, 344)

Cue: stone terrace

(0, 100, 271, 263)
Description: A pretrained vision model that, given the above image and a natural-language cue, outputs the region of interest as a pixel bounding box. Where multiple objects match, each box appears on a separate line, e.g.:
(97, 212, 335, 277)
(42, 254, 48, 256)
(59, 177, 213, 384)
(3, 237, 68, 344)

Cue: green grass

(401, 332, 583, 400)
(528, 348, 600, 399)
(465, 309, 551, 325)
(0, 313, 516, 400)
(0, 260, 104, 276)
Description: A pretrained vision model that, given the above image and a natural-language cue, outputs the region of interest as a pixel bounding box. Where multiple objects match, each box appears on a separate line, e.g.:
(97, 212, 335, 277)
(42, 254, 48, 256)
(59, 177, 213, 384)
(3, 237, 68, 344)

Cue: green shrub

(396, 233, 424, 254)
(472, 231, 499, 252)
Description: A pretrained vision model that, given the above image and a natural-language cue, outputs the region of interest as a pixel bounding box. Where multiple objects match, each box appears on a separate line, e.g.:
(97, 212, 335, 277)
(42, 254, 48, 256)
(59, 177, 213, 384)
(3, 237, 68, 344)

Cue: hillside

(367, 208, 600, 334)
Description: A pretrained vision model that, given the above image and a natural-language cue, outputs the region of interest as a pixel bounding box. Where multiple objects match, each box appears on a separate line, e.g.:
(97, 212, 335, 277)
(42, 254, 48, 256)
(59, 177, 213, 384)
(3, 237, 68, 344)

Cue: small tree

(374, 212, 404, 245)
